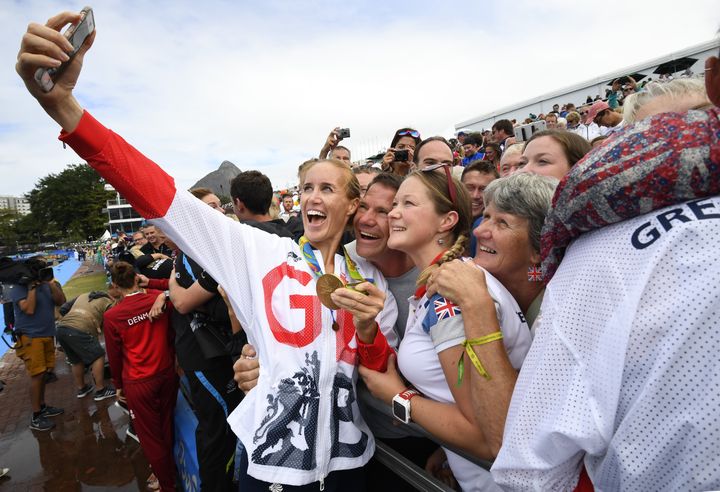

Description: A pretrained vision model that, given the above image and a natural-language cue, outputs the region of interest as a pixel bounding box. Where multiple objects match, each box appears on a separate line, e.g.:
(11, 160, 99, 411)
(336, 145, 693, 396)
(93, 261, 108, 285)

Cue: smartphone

(393, 149, 409, 162)
(34, 7, 95, 93)
(513, 120, 547, 143)
(39, 267, 54, 282)
(337, 128, 351, 139)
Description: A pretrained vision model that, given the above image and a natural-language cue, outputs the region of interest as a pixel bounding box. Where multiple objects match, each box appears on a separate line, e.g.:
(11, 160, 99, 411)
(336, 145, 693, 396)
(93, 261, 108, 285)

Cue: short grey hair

(502, 143, 524, 158)
(623, 78, 710, 124)
(483, 173, 558, 253)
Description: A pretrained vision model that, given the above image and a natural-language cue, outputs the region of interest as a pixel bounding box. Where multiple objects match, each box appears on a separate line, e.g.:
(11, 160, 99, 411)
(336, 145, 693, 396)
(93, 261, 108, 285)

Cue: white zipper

(314, 251, 334, 488)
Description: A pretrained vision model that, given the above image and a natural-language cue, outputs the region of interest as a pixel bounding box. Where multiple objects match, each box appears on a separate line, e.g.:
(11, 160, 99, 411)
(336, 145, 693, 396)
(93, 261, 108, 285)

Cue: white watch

(392, 388, 420, 424)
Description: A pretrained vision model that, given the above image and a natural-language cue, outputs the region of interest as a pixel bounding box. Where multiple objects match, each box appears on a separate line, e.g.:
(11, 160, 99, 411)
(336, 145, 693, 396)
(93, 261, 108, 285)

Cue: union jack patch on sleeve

(434, 297, 461, 320)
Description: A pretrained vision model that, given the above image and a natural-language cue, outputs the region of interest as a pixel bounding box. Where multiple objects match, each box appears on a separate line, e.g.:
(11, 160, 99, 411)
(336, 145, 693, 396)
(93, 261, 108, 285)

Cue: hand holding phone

(34, 7, 95, 92)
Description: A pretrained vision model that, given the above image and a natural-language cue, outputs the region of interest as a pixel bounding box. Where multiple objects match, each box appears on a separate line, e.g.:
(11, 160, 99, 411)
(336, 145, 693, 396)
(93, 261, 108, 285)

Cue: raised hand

(15, 11, 95, 131)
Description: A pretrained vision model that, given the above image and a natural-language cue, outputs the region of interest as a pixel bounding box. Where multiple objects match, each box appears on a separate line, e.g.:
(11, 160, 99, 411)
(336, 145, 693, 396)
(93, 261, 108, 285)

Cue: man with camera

(319, 127, 352, 163)
(7, 261, 67, 431)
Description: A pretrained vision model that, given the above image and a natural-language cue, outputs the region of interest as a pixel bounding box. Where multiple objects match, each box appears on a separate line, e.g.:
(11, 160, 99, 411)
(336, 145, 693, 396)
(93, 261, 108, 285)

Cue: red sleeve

(103, 311, 125, 390)
(147, 278, 169, 290)
(356, 324, 394, 372)
(59, 111, 176, 220)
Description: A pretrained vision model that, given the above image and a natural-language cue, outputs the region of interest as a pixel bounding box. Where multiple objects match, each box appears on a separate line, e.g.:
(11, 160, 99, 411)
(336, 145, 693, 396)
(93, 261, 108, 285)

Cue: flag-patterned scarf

(541, 107, 720, 281)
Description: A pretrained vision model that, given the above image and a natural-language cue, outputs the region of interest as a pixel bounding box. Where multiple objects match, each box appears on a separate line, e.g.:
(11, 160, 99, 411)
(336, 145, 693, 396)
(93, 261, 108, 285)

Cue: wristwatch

(392, 388, 420, 424)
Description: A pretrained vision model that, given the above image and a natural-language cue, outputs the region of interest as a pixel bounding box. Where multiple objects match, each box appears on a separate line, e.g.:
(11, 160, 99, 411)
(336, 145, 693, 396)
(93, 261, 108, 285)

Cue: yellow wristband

(456, 331, 504, 386)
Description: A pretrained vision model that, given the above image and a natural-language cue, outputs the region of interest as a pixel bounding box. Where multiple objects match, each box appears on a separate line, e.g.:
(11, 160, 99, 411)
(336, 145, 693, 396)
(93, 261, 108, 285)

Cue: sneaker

(77, 384, 95, 398)
(40, 405, 64, 418)
(126, 422, 139, 443)
(0, 467, 8, 478)
(93, 386, 116, 401)
(30, 414, 55, 431)
(115, 400, 130, 415)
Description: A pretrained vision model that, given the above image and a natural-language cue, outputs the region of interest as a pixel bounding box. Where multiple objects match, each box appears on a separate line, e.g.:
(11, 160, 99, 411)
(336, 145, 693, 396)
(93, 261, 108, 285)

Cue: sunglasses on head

(420, 163, 458, 206)
(397, 129, 421, 139)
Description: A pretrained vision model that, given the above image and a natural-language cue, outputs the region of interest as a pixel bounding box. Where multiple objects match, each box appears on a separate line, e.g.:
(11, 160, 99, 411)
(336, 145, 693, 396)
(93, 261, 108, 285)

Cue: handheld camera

(393, 150, 409, 162)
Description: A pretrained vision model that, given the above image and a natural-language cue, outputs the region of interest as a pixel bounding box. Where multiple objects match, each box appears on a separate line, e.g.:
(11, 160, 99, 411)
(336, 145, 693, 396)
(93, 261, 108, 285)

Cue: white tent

(99, 230, 111, 241)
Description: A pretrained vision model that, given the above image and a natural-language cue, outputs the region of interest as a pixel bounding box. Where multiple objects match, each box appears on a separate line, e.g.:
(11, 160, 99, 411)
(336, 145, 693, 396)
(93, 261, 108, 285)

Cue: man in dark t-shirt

(139, 224, 172, 256)
(8, 266, 66, 432)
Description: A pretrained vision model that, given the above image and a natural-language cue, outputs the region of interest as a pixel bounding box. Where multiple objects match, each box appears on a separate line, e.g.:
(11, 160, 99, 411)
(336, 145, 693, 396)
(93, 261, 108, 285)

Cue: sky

(0, 0, 718, 195)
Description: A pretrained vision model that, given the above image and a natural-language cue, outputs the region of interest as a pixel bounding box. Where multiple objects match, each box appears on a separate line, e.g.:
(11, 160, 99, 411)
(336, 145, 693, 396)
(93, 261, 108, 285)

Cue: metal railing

(359, 388, 494, 491)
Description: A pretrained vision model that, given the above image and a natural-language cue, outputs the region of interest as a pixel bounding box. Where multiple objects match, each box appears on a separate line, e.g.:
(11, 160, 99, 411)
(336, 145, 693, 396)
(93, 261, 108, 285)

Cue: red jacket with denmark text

(103, 290, 174, 390)
(60, 112, 398, 486)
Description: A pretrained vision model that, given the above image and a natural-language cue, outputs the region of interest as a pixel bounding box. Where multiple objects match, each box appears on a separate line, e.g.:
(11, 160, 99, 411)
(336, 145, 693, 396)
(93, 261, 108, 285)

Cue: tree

(14, 211, 58, 247)
(0, 208, 20, 252)
(26, 163, 113, 243)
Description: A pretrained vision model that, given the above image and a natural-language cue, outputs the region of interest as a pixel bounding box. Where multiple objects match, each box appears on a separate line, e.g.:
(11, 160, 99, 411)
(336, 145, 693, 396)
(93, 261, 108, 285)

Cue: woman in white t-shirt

(359, 159, 533, 491)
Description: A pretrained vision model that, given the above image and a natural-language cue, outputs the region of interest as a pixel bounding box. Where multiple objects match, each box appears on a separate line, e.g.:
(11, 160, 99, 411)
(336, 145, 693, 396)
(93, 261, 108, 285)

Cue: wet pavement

(0, 259, 153, 490)
(0, 349, 152, 491)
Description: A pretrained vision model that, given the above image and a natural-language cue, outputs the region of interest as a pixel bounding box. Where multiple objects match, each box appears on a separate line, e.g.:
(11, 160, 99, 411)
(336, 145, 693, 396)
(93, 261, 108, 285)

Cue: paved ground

(0, 261, 152, 490)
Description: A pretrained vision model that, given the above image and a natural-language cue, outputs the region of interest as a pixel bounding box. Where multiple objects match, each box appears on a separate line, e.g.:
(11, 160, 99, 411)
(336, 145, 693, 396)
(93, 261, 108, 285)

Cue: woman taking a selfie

(16, 11, 399, 491)
(360, 155, 532, 491)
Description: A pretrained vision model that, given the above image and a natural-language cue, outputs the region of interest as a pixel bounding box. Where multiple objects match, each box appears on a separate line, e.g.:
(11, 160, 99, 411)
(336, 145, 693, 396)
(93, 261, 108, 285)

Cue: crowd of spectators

(10, 10, 720, 491)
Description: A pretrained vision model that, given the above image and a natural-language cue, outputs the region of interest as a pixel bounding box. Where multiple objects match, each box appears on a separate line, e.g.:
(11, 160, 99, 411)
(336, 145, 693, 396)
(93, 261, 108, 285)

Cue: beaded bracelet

(457, 331, 504, 386)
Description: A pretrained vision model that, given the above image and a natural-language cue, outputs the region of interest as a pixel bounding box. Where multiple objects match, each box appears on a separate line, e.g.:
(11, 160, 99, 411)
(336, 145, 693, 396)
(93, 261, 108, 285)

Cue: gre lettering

(631, 198, 720, 249)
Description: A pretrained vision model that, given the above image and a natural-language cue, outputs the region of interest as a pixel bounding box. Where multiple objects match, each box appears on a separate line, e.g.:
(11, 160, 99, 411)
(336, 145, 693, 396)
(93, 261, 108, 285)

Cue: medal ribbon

(297, 236, 367, 284)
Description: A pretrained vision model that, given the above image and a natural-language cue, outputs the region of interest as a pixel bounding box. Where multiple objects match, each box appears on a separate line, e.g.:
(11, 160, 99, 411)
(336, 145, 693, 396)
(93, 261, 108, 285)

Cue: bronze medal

(332, 321, 340, 331)
(316, 274, 344, 310)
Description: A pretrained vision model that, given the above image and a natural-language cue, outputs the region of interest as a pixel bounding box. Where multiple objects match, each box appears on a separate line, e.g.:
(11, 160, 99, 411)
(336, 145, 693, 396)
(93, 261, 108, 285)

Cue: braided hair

(407, 169, 472, 287)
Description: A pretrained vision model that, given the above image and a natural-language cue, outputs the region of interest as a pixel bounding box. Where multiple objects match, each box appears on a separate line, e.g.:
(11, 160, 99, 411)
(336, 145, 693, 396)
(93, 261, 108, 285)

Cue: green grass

(62, 271, 108, 299)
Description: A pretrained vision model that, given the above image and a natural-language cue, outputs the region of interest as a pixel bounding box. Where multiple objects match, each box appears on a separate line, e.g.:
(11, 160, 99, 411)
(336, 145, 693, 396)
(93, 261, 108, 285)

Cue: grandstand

(455, 39, 720, 132)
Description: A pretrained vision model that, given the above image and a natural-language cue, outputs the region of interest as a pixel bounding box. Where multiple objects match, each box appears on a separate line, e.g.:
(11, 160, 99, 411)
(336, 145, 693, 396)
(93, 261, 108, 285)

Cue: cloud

(0, 0, 717, 195)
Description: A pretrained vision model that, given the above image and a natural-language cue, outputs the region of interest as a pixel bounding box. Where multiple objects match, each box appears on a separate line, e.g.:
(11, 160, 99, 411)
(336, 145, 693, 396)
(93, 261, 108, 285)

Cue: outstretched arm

(15, 12, 290, 331)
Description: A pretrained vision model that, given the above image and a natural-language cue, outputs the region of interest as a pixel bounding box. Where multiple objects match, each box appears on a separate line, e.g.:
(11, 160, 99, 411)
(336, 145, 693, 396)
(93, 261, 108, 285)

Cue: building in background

(103, 185, 144, 234)
(0, 195, 31, 216)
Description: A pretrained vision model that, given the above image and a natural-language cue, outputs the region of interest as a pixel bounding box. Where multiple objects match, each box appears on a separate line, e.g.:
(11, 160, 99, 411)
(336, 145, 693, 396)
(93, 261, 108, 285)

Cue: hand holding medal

(315, 274, 345, 310)
(299, 236, 384, 340)
(330, 280, 386, 343)
(316, 274, 371, 310)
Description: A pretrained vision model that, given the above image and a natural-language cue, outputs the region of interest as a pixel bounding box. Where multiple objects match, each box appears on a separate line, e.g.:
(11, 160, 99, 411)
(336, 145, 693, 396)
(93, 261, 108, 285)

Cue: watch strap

(398, 388, 420, 401)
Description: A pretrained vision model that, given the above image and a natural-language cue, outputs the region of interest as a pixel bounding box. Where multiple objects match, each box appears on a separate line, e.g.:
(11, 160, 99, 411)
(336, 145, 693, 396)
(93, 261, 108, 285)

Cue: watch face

(393, 399, 407, 422)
